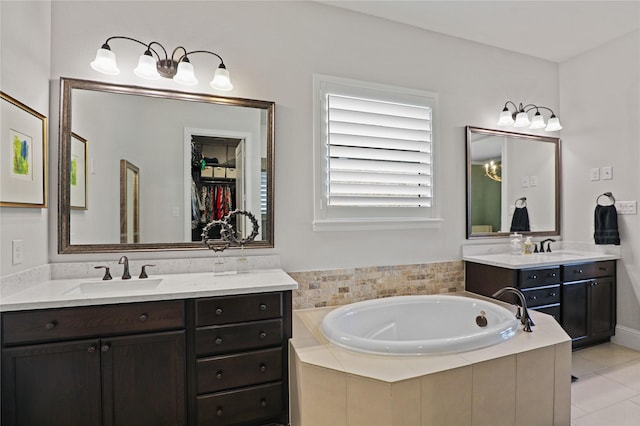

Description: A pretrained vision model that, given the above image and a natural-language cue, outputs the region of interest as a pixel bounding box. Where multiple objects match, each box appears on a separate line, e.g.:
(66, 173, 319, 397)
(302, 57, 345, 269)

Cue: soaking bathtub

(320, 294, 519, 355)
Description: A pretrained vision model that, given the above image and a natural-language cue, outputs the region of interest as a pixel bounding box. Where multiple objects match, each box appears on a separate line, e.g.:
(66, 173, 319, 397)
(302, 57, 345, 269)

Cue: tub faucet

(118, 256, 131, 280)
(492, 287, 534, 332)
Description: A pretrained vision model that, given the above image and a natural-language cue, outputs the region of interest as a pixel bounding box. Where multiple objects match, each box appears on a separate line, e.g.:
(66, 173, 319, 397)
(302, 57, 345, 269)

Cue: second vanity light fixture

(497, 101, 562, 131)
(90, 36, 233, 91)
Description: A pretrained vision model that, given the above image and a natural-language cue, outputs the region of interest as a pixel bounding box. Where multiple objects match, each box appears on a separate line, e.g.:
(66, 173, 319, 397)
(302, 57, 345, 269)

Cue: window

(313, 75, 441, 230)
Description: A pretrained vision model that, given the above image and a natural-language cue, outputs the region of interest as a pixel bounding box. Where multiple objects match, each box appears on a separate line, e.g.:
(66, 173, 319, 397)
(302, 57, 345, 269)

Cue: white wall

(44, 1, 558, 271)
(560, 30, 640, 332)
(0, 1, 51, 276)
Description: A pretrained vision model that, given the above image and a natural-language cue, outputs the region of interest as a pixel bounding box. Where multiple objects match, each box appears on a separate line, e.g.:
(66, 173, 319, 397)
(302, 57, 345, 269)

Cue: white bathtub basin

(321, 295, 519, 355)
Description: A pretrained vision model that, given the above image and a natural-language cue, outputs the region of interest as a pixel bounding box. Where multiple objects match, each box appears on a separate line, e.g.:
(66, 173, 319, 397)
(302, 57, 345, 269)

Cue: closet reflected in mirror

(465, 126, 561, 239)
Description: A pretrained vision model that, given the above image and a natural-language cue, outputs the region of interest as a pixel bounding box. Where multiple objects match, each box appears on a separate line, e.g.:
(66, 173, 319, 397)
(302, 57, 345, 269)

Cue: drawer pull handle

(260, 303, 267, 311)
(216, 407, 223, 417)
(215, 308, 223, 316)
(260, 398, 267, 408)
(215, 337, 223, 345)
(101, 344, 111, 352)
(45, 321, 57, 330)
(88, 345, 97, 353)
(550, 292, 557, 297)
(528, 275, 538, 280)
(139, 314, 148, 322)
(528, 296, 537, 300)
(260, 363, 267, 372)
(575, 269, 583, 274)
(259, 331, 267, 339)
(216, 370, 223, 380)
(548, 273, 557, 277)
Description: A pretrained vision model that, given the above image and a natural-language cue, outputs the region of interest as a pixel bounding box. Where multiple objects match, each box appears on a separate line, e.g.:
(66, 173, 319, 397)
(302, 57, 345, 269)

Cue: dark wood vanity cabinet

(1, 301, 186, 426)
(466, 260, 616, 349)
(1, 290, 293, 426)
(188, 292, 292, 426)
(561, 262, 616, 348)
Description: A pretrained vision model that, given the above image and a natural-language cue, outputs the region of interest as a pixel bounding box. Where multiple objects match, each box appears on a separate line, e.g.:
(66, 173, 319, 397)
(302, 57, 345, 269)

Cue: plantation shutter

(327, 94, 432, 207)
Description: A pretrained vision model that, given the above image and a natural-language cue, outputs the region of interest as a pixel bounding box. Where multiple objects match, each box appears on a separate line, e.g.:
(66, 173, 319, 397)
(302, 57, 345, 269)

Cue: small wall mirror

(465, 126, 561, 239)
(58, 78, 274, 253)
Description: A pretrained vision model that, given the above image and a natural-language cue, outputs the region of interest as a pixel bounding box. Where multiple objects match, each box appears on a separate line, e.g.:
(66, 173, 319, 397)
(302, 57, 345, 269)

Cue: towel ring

(515, 197, 527, 208)
(596, 192, 616, 205)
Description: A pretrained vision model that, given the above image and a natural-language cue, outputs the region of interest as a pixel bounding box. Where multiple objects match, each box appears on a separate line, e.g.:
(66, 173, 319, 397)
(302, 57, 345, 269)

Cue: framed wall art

(70, 132, 88, 209)
(1, 91, 47, 208)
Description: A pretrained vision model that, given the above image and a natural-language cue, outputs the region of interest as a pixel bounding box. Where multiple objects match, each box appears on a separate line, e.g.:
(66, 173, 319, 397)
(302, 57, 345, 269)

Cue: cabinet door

(589, 277, 615, 339)
(1, 339, 102, 426)
(561, 280, 588, 342)
(101, 330, 186, 426)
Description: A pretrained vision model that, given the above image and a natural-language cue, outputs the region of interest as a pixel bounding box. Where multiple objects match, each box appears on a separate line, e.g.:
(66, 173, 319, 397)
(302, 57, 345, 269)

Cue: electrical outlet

(529, 175, 538, 187)
(601, 166, 613, 180)
(615, 201, 637, 214)
(12, 240, 23, 265)
(590, 168, 600, 181)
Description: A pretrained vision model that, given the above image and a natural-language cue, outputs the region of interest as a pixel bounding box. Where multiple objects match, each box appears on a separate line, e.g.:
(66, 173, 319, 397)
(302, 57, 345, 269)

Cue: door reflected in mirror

(466, 126, 561, 239)
(58, 78, 274, 253)
(120, 160, 139, 243)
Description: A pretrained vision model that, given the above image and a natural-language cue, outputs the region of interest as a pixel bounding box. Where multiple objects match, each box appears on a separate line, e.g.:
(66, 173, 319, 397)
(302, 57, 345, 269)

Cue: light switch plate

(615, 201, 637, 214)
(590, 168, 600, 181)
(601, 166, 613, 180)
(521, 176, 530, 187)
(12, 239, 23, 265)
(529, 175, 538, 187)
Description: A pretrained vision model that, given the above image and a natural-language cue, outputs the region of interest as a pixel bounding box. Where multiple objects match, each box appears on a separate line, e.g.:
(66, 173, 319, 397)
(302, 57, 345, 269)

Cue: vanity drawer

(196, 382, 283, 426)
(197, 347, 282, 393)
(562, 261, 615, 282)
(2, 301, 185, 346)
(196, 293, 282, 326)
(196, 319, 283, 356)
(521, 285, 560, 308)
(518, 267, 560, 288)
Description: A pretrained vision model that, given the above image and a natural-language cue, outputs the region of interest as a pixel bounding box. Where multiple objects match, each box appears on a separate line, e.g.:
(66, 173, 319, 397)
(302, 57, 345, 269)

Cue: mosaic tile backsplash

(288, 261, 464, 310)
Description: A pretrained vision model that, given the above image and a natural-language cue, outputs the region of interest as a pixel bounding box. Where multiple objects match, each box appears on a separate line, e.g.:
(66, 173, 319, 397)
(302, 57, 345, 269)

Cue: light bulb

(173, 61, 198, 85)
(90, 47, 120, 75)
(513, 111, 531, 127)
(210, 65, 233, 91)
(133, 53, 160, 80)
(497, 109, 514, 126)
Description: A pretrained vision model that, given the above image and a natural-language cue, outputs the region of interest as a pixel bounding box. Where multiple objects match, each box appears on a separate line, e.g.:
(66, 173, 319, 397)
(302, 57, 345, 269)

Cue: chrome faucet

(118, 256, 131, 280)
(492, 286, 534, 332)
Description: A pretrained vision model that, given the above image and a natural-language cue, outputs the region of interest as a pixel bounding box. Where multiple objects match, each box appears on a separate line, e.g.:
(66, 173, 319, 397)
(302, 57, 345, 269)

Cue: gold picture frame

(70, 132, 88, 210)
(0, 91, 47, 208)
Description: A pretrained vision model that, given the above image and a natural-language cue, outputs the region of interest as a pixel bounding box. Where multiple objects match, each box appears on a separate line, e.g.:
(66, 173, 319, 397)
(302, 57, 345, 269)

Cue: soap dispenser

(523, 237, 534, 255)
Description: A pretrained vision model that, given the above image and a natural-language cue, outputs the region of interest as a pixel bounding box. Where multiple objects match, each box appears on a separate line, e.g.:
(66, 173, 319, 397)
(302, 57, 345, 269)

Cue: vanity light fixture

(484, 160, 502, 182)
(90, 36, 233, 91)
(497, 101, 562, 131)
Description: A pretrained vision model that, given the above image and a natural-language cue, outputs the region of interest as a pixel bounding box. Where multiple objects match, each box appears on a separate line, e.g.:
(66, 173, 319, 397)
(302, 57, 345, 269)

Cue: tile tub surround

(289, 293, 572, 426)
(288, 261, 465, 310)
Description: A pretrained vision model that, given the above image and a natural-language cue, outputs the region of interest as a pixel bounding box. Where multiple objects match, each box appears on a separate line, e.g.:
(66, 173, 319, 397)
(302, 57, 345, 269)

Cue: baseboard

(611, 325, 640, 351)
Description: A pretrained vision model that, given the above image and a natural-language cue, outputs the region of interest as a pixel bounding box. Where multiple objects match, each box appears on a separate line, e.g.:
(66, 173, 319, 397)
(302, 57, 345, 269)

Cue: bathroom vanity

(0, 269, 296, 426)
(464, 250, 618, 350)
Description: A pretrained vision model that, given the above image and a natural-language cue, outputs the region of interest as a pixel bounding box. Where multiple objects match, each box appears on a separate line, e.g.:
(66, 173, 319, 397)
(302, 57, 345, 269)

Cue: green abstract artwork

(71, 158, 78, 186)
(12, 133, 30, 175)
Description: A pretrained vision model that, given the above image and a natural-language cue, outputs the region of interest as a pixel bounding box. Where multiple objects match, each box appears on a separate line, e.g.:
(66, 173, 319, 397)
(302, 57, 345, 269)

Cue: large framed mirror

(58, 78, 274, 253)
(465, 126, 561, 239)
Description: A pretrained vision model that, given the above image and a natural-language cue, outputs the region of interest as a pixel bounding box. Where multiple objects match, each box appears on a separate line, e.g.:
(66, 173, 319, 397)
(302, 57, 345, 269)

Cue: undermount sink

(65, 278, 163, 295)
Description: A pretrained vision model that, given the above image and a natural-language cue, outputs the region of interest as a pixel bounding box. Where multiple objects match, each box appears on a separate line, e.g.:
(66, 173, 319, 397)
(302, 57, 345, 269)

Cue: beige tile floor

(571, 343, 640, 425)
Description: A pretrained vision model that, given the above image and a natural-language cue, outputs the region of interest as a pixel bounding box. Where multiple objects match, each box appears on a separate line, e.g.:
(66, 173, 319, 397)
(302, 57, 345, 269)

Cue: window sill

(312, 217, 444, 232)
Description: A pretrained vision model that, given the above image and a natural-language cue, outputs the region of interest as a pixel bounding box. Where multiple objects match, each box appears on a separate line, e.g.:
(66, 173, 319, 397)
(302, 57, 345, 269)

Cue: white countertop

(0, 269, 298, 312)
(463, 250, 619, 269)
